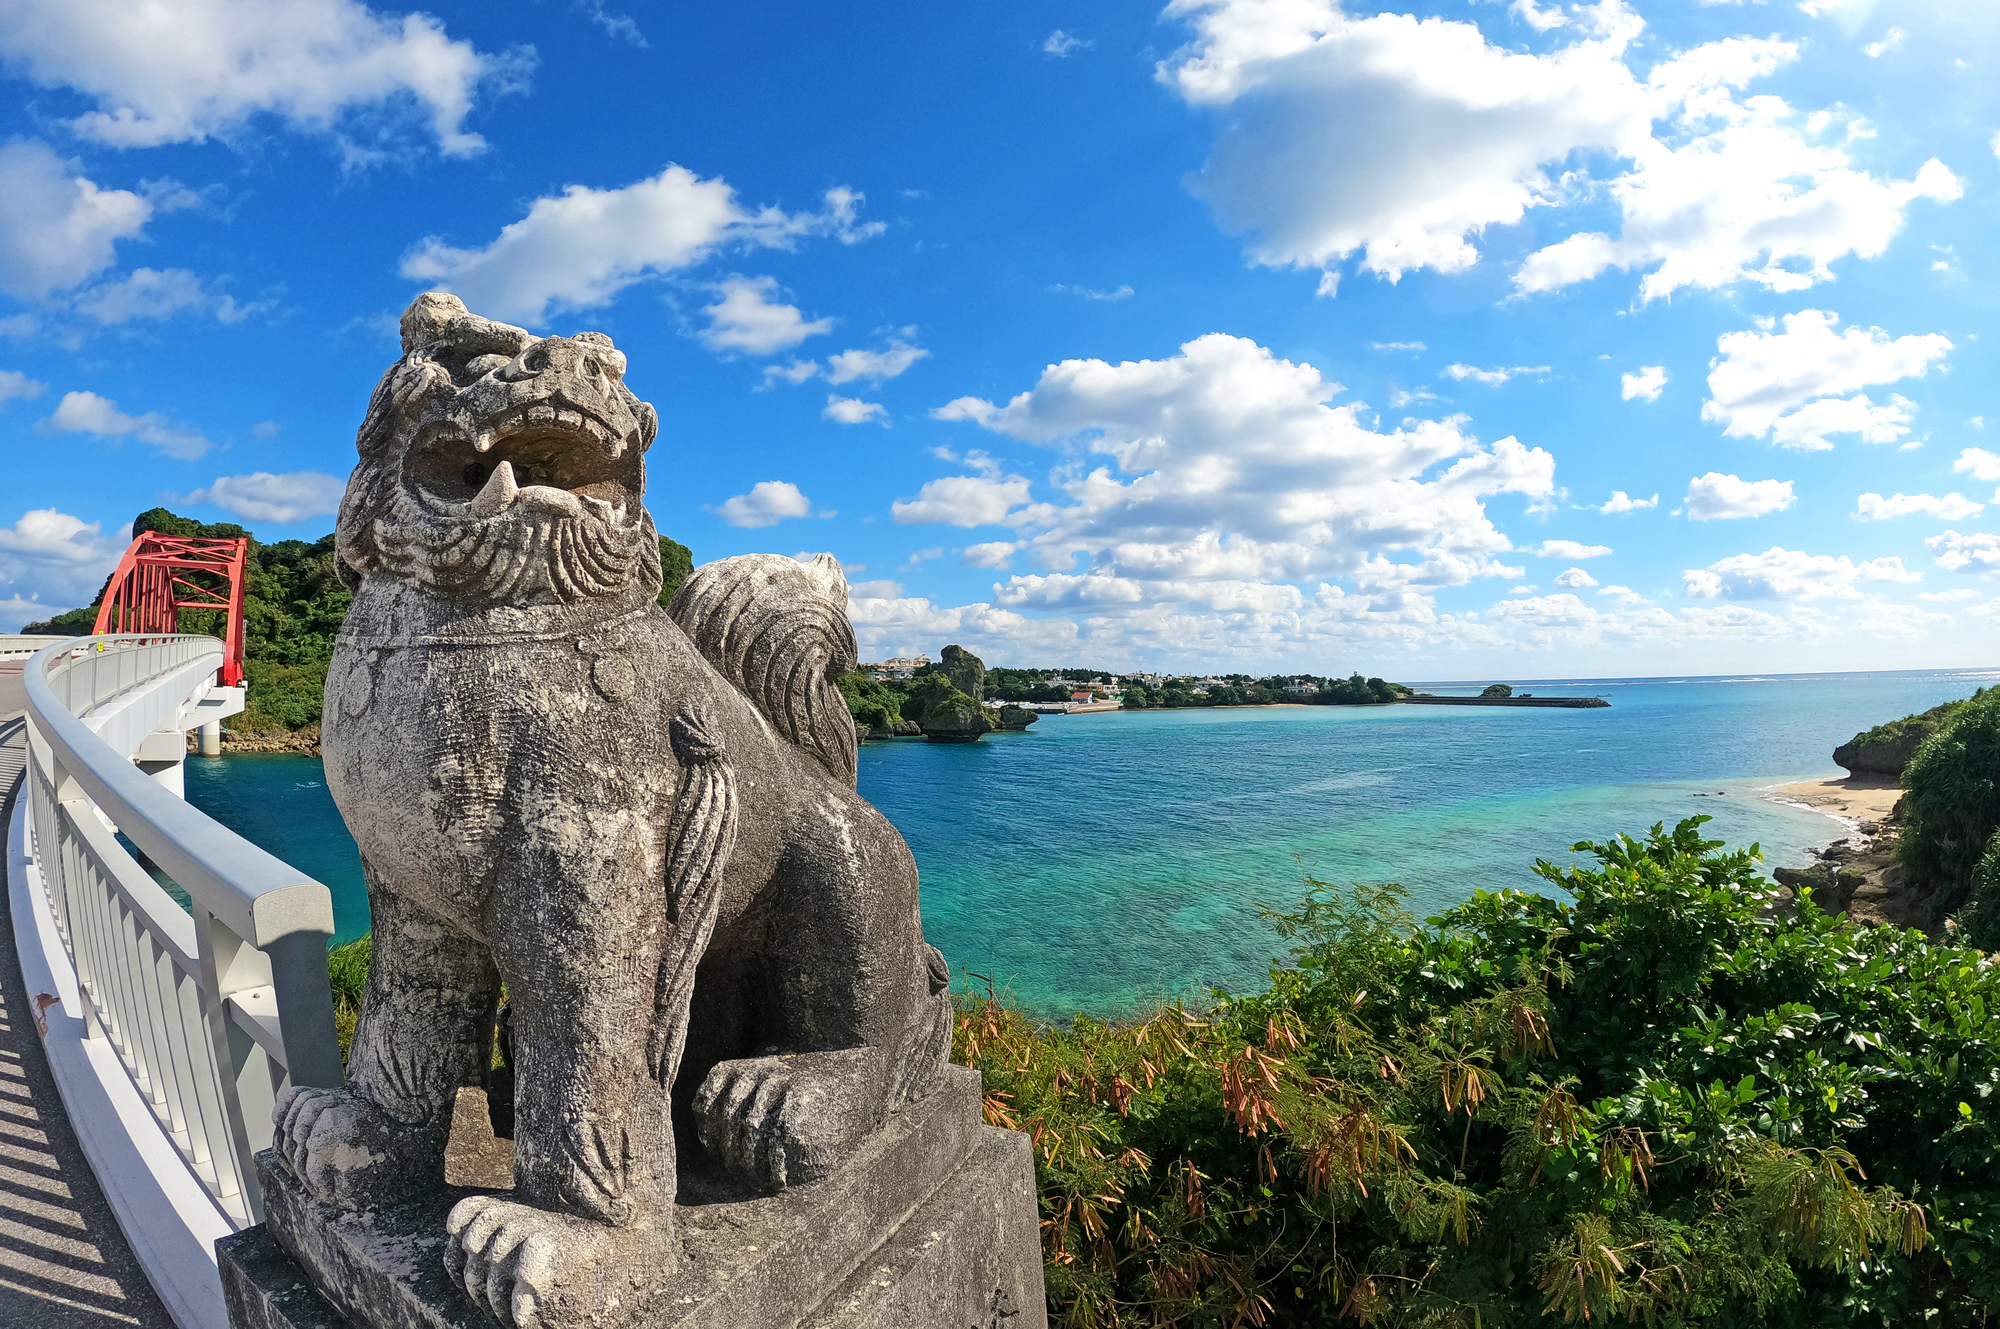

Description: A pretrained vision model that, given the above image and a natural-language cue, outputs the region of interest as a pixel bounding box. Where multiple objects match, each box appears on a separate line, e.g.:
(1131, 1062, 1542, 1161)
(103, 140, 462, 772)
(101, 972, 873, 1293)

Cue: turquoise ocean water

(184, 667, 1992, 1015)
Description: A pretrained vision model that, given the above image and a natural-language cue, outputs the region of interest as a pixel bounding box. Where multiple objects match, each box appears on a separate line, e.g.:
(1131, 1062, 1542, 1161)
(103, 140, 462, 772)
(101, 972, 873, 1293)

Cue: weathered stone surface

(940, 645, 986, 703)
(922, 703, 993, 742)
(224, 1069, 1046, 1329)
(993, 705, 1038, 732)
(246, 293, 1039, 1329)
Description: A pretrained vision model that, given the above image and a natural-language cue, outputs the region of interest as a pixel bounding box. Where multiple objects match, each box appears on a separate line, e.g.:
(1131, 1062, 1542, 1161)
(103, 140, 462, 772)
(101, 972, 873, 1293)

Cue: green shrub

(326, 935, 372, 1059)
(838, 670, 907, 729)
(958, 818, 1996, 1326)
(1897, 690, 2000, 921)
(305, 821, 2000, 1323)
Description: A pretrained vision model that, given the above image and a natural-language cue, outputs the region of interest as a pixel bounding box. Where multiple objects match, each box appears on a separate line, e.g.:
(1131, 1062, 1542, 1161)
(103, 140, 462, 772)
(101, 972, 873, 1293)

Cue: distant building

(1283, 682, 1319, 698)
(1070, 691, 1094, 703)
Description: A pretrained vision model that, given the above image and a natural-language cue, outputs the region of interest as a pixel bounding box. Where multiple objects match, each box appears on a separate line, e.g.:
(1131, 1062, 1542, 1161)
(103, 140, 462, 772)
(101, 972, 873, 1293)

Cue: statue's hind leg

(446, 818, 679, 1329)
(275, 866, 500, 1209)
(694, 790, 951, 1192)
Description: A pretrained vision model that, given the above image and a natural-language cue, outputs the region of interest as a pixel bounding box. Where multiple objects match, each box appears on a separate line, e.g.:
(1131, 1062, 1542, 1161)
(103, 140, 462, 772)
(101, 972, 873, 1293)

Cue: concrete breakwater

(1402, 695, 1610, 708)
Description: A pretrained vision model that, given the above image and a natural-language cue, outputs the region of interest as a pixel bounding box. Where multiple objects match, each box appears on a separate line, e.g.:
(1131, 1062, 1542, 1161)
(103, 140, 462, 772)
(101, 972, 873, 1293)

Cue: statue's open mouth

(407, 405, 642, 526)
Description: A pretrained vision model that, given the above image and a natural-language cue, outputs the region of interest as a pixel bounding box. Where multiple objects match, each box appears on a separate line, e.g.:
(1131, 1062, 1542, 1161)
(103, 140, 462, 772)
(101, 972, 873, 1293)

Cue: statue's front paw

(693, 1049, 884, 1191)
(274, 1085, 443, 1210)
(445, 1196, 672, 1329)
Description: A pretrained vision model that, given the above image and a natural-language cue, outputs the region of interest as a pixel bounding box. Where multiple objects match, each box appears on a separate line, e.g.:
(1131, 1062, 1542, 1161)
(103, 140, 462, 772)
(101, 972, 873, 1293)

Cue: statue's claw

(444, 1196, 669, 1329)
(693, 1049, 885, 1192)
(272, 1084, 444, 1211)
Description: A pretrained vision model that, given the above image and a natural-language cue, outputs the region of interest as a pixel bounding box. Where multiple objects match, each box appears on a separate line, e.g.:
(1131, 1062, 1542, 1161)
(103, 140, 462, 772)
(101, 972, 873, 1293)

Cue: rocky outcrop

(1833, 708, 1954, 777)
(993, 704, 1038, 732)
(940, 644, 986, 702)
(858, 719, 924, 740)
(213, 724, 323, 755)
(921, 691, 994, 742)
(1774, 801, 1928, 931)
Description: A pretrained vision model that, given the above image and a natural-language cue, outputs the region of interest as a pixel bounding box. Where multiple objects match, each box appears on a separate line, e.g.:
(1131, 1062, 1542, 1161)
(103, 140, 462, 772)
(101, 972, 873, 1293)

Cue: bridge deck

(0, 710, 174, 1328)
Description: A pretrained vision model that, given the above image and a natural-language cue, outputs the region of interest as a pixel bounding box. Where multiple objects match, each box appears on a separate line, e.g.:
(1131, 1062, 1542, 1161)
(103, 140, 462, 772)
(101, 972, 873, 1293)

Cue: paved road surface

(0, 713, 174, 1328)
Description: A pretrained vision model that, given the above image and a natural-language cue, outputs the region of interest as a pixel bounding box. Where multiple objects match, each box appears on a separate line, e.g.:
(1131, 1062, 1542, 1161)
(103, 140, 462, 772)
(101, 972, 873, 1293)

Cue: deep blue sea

(184, 667, 1992, 1016)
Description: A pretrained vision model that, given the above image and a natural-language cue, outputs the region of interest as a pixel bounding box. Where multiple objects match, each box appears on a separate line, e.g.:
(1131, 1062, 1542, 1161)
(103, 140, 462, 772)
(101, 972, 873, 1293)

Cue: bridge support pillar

(199, 720, 223, 757)
(135, 728, 187, 799)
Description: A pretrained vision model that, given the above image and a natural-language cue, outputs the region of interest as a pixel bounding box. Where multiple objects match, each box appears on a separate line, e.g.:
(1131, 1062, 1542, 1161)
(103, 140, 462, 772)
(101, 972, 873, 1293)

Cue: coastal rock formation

(234, 293, 1043, 1329)
(994, 704, 1038, 732)
(921, 691, 994, 742)
(1834, 699, 1963, 777)
(205, 722, 323, 755)
(940, 643, 986, 701)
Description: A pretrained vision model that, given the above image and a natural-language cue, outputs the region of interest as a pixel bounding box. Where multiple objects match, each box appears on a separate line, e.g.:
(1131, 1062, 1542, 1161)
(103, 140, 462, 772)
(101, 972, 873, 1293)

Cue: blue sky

(0, 0, 1995, 676)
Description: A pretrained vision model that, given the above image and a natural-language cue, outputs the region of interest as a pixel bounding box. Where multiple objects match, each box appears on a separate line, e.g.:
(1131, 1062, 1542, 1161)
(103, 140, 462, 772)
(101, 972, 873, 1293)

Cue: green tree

(1899, 688, 2000, 924)
(657, 536, 693, 607)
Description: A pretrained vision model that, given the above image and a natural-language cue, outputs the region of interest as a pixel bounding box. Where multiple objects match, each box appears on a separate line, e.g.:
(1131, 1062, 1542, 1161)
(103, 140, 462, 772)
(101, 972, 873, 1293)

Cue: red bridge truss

(92, 533, 249, 686)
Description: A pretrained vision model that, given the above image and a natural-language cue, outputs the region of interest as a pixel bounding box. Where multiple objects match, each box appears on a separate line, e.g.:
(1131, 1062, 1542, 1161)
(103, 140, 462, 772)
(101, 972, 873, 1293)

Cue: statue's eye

(463, 462, 490, 487)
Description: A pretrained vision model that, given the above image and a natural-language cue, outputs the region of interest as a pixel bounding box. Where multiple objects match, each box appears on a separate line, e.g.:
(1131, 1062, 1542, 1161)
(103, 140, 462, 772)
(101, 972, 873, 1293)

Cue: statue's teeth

(468, 459, 519, 516)
(473, 432, 498, 453)
(527, 404, 556, 425)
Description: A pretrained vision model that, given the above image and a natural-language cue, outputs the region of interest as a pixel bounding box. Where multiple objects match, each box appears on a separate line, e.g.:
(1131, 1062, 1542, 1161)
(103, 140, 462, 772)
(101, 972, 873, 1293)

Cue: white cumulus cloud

(39, 390, 209, 459)
(73, 266, 270, 324)
(697, 275, 833, 355)
(183, 471, 346, 524)
(1929, 530, 2000, 576)
(926, 331, 1556, 618)
(715, 480, 815, 528)
(1553, 565, 1599, 588)
(1599, 490, 1658, 514)
(1854, 492, 1983, 522)
(1683, 545, 1917, 599)
(0, 369, 46, 404)
(1952, 448, 2000, 483)
(1703, 310, 1951, 449)
(402, 173, 882, 325)
(892, 475, 1034, 526)
(961, 541, 1016, 569)
(1536, 540, 1612, 558)
(823, 395, 887, 426)
(1621, 365, 1666, 401)
(1159, 0, 1959, 301)
(0, 507, 128, 622)
(0, 140, 154, 300)
(1684, 472, 1795, 520)
(0, 0, 525, 157)
(826, 339, 928, 384)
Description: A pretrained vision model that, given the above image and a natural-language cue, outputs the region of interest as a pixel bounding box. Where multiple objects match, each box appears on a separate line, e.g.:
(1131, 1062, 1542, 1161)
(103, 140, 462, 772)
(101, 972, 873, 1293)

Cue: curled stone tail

(648, 707, 740, 1086)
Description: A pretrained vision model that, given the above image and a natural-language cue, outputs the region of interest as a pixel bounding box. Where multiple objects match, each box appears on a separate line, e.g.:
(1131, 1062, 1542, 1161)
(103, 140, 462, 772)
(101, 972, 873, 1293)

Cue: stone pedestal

(217, 1067, 1046, 1329)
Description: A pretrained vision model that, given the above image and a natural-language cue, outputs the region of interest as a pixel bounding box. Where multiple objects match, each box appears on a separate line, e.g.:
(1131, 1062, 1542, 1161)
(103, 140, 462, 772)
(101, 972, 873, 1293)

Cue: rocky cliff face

(1773, 802, 1916, 930)
(993, 705, 1038, 732)
(940, 644, 986, 701)
(1834, 699, 1966, 777)
(921, 690, 994, 742)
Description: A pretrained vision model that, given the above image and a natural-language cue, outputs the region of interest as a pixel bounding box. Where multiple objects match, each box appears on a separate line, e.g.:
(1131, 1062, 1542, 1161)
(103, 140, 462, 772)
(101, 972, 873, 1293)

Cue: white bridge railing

(19, 634, 342, 1236)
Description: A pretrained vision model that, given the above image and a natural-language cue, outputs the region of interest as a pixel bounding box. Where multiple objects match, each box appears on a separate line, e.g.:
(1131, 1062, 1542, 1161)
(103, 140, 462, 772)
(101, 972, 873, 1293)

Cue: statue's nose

(496, 335, 624, 383)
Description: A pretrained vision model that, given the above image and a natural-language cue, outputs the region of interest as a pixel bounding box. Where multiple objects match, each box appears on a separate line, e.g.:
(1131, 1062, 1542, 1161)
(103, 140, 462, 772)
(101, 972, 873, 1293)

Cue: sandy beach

(1767, 774, 1903, 827)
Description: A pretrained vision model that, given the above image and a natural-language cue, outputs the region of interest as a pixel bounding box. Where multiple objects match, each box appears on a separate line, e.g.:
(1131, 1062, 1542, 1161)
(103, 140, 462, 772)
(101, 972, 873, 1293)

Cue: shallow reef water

(185, 667, 1991, 1016)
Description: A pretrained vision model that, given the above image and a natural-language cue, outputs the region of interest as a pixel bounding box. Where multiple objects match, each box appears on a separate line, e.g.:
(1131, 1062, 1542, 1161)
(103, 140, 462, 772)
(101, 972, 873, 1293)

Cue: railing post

(197, 912, 278, 1225)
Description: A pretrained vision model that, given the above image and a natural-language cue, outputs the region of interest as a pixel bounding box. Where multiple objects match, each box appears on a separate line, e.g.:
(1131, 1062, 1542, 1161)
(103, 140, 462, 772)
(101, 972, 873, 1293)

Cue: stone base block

(218, 1067, 1046, 1329)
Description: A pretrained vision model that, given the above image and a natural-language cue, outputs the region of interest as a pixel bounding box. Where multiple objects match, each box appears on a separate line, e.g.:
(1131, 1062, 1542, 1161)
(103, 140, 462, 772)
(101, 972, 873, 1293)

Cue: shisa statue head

(335, 291, 662, 605)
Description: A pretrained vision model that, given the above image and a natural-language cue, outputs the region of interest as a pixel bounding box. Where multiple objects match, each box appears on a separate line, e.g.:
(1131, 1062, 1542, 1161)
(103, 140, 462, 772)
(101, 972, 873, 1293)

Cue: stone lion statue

(274, 292, 952, 1328)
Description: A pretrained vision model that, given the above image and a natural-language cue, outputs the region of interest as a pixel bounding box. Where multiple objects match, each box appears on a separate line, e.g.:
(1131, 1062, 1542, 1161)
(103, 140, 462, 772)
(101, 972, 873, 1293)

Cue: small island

(1403, 682, 1610, 709)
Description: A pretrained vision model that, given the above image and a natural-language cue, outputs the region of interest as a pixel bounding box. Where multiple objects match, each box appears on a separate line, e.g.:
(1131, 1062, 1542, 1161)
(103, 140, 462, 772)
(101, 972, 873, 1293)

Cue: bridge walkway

(0, 710, 173, 1328)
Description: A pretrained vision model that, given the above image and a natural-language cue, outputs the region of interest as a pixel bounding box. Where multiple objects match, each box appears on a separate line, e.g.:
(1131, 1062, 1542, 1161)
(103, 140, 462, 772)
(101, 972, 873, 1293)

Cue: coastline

(1762, 773, 1902, 831)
